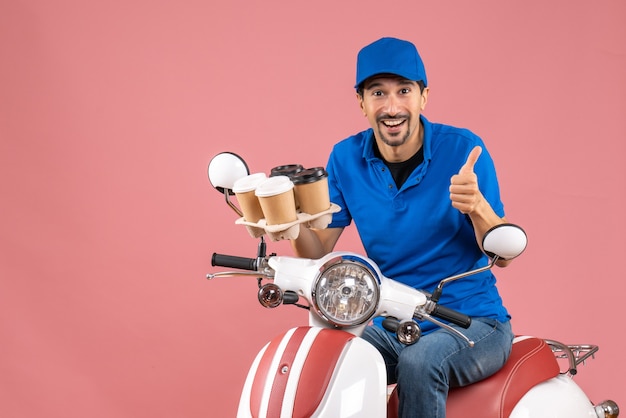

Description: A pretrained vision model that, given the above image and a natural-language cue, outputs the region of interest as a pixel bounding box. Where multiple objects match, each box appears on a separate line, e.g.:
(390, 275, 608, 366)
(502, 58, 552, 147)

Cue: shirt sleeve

(326, 146, 352, 228)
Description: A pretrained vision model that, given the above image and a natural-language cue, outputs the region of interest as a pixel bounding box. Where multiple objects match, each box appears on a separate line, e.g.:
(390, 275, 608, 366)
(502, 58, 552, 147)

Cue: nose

(384, 93, 400, 116)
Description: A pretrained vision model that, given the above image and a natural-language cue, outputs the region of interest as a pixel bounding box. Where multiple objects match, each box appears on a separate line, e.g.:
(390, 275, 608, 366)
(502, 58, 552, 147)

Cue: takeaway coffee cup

(270, 164, 304, 209)
(254, 175, 298, 225)
(232, 173, 267, 223)
(291, 167, 330, 215)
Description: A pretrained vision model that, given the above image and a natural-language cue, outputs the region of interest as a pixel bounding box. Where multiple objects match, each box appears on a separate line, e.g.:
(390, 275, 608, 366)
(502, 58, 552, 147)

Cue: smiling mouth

(381, 119, 406, 129)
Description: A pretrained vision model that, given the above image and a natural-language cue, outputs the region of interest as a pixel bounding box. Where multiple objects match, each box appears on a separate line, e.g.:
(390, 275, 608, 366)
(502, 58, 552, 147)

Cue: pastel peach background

(1, 1, 624, 417)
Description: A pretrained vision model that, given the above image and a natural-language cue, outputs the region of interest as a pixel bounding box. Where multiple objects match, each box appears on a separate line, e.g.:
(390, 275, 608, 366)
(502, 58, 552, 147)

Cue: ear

(356, 92, 366, 116)
(420, 87, 430, 111)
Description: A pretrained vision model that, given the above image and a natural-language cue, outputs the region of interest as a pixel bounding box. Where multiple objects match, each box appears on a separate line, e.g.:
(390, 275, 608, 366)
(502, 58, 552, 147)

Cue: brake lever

(206, 271, 272, 280)
(414, 311, 475, 348)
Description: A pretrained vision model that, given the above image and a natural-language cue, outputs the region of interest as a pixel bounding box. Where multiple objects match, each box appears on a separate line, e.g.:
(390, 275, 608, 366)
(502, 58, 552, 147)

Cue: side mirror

(207, 152, 250, 217)
(482, 223, 528, 260)
(207, 152, 250, 195)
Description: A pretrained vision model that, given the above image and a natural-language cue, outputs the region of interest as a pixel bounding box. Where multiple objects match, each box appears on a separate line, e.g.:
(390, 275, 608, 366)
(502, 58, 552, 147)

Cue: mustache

(376, 114, 410, 122)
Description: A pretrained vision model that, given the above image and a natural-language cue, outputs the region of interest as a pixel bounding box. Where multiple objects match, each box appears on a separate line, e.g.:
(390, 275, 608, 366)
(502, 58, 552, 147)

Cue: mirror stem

(431, 256, 499, 303)
(224, 188, 244, 217)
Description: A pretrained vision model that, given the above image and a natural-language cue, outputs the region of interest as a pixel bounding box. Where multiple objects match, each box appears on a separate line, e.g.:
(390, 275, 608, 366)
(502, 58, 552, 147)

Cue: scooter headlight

(311, 255, 381, 327)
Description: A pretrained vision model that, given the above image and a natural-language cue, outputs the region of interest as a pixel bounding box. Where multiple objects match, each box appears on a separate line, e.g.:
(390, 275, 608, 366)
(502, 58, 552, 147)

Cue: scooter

(206, 152, 620, 418)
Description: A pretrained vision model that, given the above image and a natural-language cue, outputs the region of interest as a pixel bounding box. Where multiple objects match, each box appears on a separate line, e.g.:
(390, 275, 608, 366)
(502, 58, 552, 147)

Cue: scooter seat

(387, 336, 560, 418)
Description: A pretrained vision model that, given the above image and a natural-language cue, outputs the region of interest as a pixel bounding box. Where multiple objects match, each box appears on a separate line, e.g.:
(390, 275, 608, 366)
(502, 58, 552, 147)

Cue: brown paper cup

(255, 176, 297, 225)
(292, 168, 330, 215)
(233, 173, 267, 223)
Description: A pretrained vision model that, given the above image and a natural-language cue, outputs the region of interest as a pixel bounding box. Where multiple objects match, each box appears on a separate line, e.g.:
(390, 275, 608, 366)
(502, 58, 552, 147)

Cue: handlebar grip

(382, 317, 400, 333)
(211, 253, 258, 271)
(431, 305, 472, 329)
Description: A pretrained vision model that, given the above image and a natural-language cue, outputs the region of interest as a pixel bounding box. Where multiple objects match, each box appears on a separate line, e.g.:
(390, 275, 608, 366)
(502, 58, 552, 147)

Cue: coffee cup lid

(232, 173, 268, 193)
(291, 167, 328, 185)
(254, 175, 294, 197)
(270, 164, 304, 177)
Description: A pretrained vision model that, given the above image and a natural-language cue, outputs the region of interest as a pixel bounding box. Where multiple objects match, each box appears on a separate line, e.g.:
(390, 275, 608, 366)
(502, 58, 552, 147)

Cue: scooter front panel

(254, 327, 313, 417)
(310, 336, 387, 417)
(238, 327, 303, 418)
(240, 326, 383, 418)
(290, 328, 357, 417)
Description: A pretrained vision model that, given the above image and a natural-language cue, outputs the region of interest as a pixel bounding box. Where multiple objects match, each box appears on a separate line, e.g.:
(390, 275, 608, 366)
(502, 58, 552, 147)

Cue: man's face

(358, 75, 428, 149)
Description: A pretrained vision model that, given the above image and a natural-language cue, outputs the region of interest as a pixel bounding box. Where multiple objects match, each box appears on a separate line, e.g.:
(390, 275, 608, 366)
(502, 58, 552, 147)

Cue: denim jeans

(362, 317, 513, 418)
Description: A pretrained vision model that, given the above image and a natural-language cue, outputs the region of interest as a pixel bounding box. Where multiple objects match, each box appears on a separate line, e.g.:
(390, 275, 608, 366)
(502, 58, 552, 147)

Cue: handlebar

(430, 305, 472, 329)
(211, 253, 258, 271)
(210, 251, 473, 343)
(384, 303, 471, 335)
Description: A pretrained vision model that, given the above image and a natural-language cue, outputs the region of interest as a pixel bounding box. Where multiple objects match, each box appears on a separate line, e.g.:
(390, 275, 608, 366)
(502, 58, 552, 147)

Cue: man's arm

(449, 146, 511, 267)
(290, 226, 344, 259)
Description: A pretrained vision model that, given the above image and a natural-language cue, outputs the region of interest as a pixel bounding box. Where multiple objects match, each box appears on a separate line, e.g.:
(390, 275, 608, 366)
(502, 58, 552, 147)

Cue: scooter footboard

(237, 326, 387, 418)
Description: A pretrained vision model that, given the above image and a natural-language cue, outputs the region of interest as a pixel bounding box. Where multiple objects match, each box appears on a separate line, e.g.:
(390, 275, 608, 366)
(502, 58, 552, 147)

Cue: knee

(396, 345, 443, 383)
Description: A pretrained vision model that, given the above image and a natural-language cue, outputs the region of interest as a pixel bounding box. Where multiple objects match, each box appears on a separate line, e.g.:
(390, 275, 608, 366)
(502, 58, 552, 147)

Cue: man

(291, 37, 514, 417)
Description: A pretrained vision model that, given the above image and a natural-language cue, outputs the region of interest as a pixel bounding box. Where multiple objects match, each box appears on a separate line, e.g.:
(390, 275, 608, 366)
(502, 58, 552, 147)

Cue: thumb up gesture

(450, 146, 483, 215)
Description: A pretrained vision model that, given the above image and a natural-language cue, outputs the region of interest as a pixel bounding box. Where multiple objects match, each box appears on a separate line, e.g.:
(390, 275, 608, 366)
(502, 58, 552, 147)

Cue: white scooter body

(236, 254, 613, 418)
(238, 328, 606, 418)
(511, 375, 601, 418)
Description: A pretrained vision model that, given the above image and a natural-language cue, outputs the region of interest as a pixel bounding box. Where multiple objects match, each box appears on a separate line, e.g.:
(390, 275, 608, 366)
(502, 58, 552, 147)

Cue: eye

(400, 87, 411, 94)
(372, 90, 384, 97)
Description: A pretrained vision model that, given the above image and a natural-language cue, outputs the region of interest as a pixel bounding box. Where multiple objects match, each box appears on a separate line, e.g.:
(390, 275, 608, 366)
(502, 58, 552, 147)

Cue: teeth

(383, 120, 403, 126)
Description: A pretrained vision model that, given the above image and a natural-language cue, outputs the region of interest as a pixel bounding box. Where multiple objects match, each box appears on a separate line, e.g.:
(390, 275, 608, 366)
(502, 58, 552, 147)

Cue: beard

(379, 129, 411, 147)
(376, 114, 412, 147)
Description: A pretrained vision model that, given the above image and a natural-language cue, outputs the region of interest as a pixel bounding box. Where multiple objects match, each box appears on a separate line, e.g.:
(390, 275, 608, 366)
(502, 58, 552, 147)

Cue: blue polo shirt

(326, 115, 510, 334)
